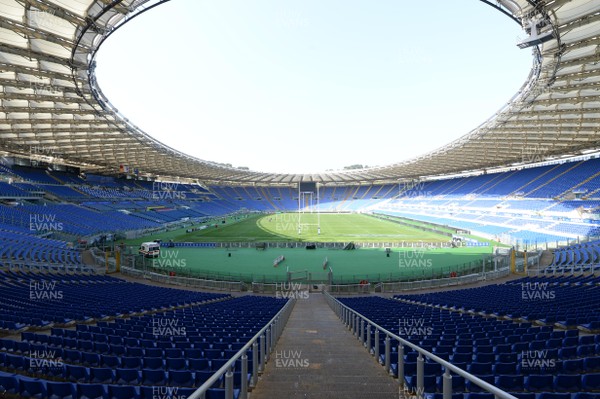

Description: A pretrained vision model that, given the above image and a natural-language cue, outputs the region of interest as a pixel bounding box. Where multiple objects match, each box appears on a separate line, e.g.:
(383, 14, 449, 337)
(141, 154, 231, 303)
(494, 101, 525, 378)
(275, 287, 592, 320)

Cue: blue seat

(437, 375, 465, 392)
(495, 375, 524, 392)
(211, 358, 230, 371)
(454, 346, 471, 354)
(78, 341, 93, 352)
(432, 346, 452, 357)
(475, 345, 493, 354)
(196, 370, 222, 388)
(107, 384, 140, 399)
(405, 374, 436, 393)
(525, 375, 554, 392)
(0, 372, 19, 395)
(545, 339, 562, 349)
(19, 378, 47, 398)
(141, 369, 167, 385)
(466, 362, 492, 376)
(450, 353, 471, 363)
(465, 394, 494, 399)
(185, 348, 204, 359)
(584, 357, 600, 371)
(5, 353, 26, 370)
(120, 356, 142, 369)
(233, 371, 251, 388)
(558, 347, 577, 359)
(77, 384, 108, 399)
(423, 362, 442, 375)
(553, 374, 581, 392)
(189, 358, 210, 371)
(82, 352, 101, 367)
(165, 349, 183, 358)
(204, 349, 222, 359)
(143, 357, 164, 370)
(493, 363, 517, 375)
(465, 375, 494, 392)
(63, 349, 81, 363)
(108, 336, 123, 346)
(496, 353, 517, 363)
(168, 370, 195, 387)
(166, 357, 187, 371)
(94, 343, 110, 355)
(563, 337, 578, 346)
(583, 374, 600, 391)
(90, 367, 115, 384)
(100, 355, 121, 368)
(66, 364, 89, 383)
(528, 341, 545, 350)
(115, 368, 141, 385)
(46, 381, 76, 399)
(473, 354, 494, 363)
(0, 339, 16, 351)
(561, 359, 583, 374)
(535, 393, 571, 399)
(154, 341, 171, 349)
(494, 344, 511, 355)
(145, 348, 163, 358)
(108, 344, 125, 356)
(126, 347, 143, 357)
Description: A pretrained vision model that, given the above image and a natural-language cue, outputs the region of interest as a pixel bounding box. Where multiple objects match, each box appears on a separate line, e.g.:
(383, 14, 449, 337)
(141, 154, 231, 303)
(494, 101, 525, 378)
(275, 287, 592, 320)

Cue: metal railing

(187, 298, 296, 399)
(120, 267, 246, 291)
(324, 291, 519, 399)
(528, 265, 600, 277)
(329, 283, 372, 295)
(0, 261, 95, 274)
(376, 267, 510, 293)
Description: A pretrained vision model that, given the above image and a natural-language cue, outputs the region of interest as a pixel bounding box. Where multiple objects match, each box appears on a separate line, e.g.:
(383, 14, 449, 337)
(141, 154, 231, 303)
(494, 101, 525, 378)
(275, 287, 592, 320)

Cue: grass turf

(127, 213, 494, 283)
(142, 246, 492, 284)
(126, 213, 458, 245)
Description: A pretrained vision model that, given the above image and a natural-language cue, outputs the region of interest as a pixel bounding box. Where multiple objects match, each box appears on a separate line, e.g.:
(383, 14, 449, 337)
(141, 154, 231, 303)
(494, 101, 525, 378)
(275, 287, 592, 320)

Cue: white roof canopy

(0, 0, 599, 184)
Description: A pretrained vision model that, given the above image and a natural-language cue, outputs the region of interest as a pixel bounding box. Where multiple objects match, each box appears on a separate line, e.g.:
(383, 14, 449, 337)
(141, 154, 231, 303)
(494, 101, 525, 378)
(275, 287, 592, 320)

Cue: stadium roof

(0, 0, 599, 184)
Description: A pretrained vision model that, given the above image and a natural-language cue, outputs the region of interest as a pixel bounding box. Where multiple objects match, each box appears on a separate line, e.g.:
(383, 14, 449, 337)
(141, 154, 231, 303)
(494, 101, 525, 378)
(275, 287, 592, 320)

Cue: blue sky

(96, 0, 532, 174)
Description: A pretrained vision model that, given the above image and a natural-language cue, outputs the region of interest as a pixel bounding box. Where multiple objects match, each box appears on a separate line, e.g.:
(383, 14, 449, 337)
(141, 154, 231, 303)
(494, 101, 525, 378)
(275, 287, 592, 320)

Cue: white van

(139, 242, 160, 258)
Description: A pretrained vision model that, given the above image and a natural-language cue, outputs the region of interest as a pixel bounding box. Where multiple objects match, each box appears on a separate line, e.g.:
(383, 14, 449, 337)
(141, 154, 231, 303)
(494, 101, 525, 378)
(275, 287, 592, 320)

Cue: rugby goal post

(297, 182, 320, 234)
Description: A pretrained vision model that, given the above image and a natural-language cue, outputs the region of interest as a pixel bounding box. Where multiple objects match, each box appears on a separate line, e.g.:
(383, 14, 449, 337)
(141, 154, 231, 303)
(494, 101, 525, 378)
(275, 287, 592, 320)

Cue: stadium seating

(0, 271, 227, 329)
(0, 270, 285, 399)
(2, 155, 600, 250)
(337, 276, 599, 396)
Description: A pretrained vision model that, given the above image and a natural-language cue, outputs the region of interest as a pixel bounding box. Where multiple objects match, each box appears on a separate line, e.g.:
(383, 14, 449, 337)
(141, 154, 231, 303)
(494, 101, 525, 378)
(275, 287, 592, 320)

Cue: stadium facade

(0, 0, 599, 183)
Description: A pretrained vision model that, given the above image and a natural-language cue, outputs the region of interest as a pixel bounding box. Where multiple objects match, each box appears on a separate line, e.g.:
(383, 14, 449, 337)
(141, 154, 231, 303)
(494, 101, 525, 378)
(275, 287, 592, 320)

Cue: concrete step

(250, 293, 398, 399)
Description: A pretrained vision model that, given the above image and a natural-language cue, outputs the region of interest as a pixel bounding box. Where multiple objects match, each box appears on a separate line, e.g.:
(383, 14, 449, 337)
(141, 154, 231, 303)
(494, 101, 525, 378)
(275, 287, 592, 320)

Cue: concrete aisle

(250, 293, 398, 399)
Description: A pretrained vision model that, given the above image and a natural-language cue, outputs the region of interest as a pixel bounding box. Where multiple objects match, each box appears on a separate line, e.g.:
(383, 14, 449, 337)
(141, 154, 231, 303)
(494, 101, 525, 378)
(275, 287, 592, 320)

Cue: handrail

(187, 297, 296, 399)
(120, 267, 245, 291)
(0, 261, 94, 274)
(324, 291, 519, 399)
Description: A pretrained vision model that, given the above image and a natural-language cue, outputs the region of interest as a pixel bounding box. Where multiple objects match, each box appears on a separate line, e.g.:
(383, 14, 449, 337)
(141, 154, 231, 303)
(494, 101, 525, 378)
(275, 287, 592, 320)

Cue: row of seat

(381, 354, 600, 376)
(0, 370, 239, 399)
(403, 373, 600, 394)
(0, 272, 228, 327)
(394, 276, 600, 328)
(2, 351, 238, 373)
(1, 355, 250, 387)
(338, 292, 600, 396)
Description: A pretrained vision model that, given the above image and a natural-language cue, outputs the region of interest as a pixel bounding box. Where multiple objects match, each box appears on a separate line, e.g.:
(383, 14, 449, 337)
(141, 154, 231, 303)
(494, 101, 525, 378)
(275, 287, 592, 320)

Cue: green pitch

(142, 246, 492, 284)
(129, 213, 494, 284)
(127, 213, 463, 245)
